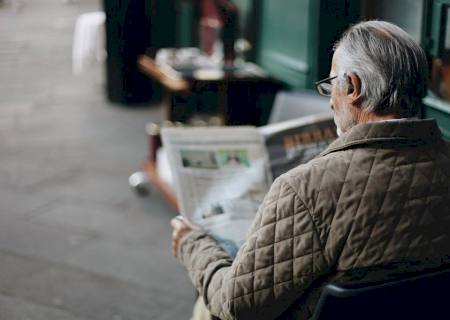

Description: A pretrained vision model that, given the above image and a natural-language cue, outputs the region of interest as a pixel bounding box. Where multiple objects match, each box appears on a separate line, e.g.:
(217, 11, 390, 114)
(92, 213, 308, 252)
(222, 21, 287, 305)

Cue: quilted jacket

(177, 119, 450, 320)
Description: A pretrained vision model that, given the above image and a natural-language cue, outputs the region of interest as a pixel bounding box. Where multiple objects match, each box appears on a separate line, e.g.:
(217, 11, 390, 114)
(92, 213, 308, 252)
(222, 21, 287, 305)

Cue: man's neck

(356, 110, 397, 124)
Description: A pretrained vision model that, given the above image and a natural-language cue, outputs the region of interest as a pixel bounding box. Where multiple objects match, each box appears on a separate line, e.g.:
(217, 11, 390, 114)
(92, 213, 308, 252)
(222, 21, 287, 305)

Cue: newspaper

(161, 126, 272, 248)
(260, 113, 337, 179)
(161, 115, 337, 249)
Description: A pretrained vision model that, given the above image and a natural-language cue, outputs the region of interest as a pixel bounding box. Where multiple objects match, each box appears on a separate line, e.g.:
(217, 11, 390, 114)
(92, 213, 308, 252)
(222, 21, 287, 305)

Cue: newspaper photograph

(259, 113, 337, 179)
(161, 126, 272, 249)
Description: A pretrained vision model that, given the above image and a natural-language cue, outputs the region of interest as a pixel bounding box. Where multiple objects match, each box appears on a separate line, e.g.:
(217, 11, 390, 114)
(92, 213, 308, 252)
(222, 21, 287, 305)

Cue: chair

(72, 11, 106, 75)
(311, 267, 450, 320)
(268, 90, 331, 124)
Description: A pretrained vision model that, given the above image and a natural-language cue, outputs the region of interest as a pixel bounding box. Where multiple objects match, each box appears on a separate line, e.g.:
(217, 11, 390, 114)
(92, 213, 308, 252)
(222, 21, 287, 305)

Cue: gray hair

(334, 20, 428, 117)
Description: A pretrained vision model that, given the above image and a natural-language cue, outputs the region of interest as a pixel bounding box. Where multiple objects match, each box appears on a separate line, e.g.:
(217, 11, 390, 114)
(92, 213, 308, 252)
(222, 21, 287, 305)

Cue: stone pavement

(0, 0, 194, 319)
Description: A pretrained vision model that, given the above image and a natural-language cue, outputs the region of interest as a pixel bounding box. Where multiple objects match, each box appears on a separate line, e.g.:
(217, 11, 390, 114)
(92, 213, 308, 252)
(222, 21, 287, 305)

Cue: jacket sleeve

(177, 176, 329, 320)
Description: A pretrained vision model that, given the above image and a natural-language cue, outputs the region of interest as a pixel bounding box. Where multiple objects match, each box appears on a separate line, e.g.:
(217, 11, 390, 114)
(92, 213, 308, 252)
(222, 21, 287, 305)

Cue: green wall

(255, 0, 360, 89)
(257, 0, 315, 88)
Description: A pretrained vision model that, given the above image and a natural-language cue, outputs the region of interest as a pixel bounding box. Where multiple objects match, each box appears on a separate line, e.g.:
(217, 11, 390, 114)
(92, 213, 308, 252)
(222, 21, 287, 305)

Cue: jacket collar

(321, 119, 442, 157)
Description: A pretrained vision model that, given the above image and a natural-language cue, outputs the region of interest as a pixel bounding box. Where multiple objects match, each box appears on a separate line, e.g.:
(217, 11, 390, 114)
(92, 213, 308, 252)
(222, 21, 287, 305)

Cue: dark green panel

(424, 95, 450, 140)
(426, 0, 450, 57)
(148, 0, 177, 50)
(177, 1, 197, 47)
(362, 0, 424, 43)
(232, 0, 260, 61)
(257, 0, 317, 88)
(260, 0, 311, 60)
(255, 0, 359, 89)
(231, 0, 252, 35)
(422, 0, 450, 137)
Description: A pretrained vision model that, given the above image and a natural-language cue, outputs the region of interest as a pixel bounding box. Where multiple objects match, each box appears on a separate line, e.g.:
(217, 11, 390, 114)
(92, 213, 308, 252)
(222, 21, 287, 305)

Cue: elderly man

(171, 21, 450, 319)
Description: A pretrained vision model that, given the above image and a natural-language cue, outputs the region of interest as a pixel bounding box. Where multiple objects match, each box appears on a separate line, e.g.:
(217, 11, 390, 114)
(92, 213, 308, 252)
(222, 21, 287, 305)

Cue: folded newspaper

(161, 114, 337, 251)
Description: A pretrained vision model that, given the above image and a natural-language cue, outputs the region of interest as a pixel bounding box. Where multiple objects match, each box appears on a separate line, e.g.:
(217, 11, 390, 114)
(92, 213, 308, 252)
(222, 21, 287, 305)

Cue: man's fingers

(172, 238, 179, 257)
(172, 243, 177, 257)
(170, 215, 192, 258)
(170, 217, 183, 229)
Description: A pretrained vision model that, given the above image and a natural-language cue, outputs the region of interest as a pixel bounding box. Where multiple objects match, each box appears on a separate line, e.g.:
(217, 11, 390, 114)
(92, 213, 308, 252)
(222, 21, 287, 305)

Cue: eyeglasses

(315, 75, 337, 96)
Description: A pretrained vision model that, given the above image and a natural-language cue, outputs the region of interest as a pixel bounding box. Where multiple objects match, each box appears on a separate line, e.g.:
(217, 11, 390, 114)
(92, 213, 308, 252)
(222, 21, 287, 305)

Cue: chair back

(311, 268, 450, 320)
(268, 90, 331, 124)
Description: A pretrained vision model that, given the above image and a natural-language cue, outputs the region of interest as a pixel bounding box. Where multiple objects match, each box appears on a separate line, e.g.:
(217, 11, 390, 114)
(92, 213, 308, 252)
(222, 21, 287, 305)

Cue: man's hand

(170, 216, 192, 257)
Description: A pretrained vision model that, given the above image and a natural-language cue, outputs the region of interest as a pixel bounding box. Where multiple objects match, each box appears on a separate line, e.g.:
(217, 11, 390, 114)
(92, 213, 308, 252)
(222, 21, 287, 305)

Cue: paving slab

(0, 214, 98, 263)
(0, 0, 196, 318)
(0, 294, 87, 320)
(9, 256, 193, 320)
(64, 235, 194, 294)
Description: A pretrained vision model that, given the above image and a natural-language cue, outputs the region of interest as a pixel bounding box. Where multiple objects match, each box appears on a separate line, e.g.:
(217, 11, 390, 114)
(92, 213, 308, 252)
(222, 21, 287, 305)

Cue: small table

(137, 51, 282, 209)
(144, 160, 178, 210)
(138, 53, 281, 125)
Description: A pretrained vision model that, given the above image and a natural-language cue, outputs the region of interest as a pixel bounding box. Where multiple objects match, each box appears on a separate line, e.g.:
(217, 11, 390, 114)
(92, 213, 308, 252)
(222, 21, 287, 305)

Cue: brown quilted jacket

(177, 119, 450, 320)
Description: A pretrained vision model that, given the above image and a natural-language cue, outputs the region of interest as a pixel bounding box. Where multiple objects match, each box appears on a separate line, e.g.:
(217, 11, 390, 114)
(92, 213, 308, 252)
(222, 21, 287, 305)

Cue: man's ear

(347, 72, 361, 102)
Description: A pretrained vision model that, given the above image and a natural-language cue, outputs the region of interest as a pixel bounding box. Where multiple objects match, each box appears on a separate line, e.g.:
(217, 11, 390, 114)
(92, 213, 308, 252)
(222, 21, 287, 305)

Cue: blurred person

(171, 21, 450, 319)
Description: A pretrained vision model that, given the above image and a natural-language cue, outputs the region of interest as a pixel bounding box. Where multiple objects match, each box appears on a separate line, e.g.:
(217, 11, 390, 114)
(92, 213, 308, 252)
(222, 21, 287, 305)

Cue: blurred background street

(0, 0, 194, 319)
